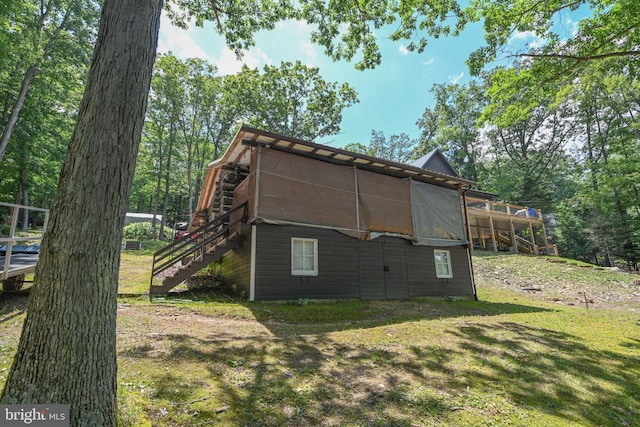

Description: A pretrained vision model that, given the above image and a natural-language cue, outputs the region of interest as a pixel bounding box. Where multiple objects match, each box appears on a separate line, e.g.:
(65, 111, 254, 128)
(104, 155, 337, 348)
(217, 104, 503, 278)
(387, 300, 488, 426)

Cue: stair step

(149, 237, 242, 294)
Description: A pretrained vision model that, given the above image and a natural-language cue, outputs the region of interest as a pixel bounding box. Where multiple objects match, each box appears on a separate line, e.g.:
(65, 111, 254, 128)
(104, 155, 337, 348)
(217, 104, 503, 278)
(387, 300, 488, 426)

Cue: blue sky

(157, 14, 558, 148)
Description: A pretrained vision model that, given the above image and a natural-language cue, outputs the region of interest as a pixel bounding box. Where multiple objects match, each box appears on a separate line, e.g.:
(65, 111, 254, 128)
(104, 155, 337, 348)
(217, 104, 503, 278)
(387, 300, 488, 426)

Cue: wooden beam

(509, 219, 518, 254)
(528, 221, 538, 255)
(489, 216, 497, 252)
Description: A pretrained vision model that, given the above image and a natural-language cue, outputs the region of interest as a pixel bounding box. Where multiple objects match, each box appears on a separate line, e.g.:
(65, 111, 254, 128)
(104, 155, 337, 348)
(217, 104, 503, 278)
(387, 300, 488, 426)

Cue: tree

(480, 108, 577, 210)
(4, 0, 636, 424)
(0, 0, 100, 162)
(0, 29, 88, 225)
(241, 61, 358, 140)
(465, 0, 640, 123)
(0, 2, 163, 425)
(556, 65, 640, 265)
(143, 54, 189, 237)
(131, 56, 359, 225)
(344, 130, 416, 163)
(415, 81, 487, 181)
(466, 0, 640, 73)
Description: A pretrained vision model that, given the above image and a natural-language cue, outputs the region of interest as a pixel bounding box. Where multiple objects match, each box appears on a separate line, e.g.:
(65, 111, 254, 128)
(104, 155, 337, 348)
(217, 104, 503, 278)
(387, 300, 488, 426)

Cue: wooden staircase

(149, 202, 248, 295)
(496, 232, 535, 254)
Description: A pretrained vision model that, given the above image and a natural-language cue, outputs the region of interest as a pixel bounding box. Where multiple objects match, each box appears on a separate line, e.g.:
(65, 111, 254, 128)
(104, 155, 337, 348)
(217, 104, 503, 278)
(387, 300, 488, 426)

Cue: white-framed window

(434, 249, 453, 278)
(291, 238, 318, 276)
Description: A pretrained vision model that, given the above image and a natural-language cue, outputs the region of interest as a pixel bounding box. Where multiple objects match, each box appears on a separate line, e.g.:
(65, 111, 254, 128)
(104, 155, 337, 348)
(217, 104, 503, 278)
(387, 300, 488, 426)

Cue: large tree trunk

(0, 1, 162, 426)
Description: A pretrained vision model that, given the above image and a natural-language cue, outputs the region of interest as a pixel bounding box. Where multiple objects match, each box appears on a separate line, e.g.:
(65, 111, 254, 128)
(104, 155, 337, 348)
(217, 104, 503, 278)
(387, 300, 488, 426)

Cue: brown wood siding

(251, 224, 474, 300)
(219, 237, 252, 296)
(254, 224, 360, 300)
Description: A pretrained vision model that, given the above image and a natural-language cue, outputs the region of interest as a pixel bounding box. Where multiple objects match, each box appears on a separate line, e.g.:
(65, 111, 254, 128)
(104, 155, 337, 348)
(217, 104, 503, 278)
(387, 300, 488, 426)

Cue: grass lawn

(119, 240, 165, 294)
(1, 251, 639, 426)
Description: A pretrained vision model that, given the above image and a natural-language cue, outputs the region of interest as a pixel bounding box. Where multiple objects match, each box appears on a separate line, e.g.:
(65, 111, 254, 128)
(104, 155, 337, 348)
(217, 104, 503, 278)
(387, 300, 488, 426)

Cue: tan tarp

(250, 147, 465, 246)
(357, 169, 413, 235)
(257, 148, 358, 229)
(231, 176, 250, 223)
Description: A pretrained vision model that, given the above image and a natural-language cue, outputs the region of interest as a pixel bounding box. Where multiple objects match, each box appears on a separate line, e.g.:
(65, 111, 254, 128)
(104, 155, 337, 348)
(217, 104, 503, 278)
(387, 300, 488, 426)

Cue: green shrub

(123, 221, 173, 240)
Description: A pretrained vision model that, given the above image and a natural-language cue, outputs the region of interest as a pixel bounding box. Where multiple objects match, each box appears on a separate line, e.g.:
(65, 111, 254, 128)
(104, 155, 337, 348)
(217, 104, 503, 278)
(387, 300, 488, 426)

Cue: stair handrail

(150, 202, 248, 283)
(513, 234, 534, 252)
(496, 231, 535, 254)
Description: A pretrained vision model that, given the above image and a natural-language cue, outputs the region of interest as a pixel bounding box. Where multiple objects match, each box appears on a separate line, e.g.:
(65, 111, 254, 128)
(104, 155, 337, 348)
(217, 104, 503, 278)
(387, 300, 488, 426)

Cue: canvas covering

(257, 148, 358, 229)
(410, 180, 466, 246)
(247, 147, 466, 246)
(357, 169, 413, 235)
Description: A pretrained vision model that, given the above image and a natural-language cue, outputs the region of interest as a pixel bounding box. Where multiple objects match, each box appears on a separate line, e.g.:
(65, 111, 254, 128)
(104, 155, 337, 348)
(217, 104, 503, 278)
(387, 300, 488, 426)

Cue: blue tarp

(0, 244, 40, 255)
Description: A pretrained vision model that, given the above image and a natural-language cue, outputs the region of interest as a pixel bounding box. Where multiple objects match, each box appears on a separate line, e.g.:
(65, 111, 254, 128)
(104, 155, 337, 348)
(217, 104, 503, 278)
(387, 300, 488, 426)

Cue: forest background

(1, 0, 639, 268)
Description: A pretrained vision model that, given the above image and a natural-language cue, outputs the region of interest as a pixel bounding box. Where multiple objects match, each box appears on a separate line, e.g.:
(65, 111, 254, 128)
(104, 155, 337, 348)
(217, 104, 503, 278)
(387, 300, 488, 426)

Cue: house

(150, 126, 478, 300)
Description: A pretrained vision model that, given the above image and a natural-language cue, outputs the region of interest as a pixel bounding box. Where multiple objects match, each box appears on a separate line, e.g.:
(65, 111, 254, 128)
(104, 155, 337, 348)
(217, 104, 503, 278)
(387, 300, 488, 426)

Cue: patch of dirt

(117, 304, 273, 343)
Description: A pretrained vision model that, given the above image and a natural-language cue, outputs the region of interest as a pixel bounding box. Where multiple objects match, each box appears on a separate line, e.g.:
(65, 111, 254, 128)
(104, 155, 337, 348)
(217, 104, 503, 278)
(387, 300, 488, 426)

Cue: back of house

(149, 126, 477, 301)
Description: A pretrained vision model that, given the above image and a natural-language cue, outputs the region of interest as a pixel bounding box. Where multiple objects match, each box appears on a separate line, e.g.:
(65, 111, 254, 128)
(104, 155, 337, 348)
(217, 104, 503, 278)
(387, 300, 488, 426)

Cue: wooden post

(489, 216, 497, 252)
(509, 220, 519, 254)
(476, 227, 485, 249)
(354, 166, 360, 231)
(528, 221, 538, 255)
(253, 146, 261, 219)
(462, 188, 473, 253)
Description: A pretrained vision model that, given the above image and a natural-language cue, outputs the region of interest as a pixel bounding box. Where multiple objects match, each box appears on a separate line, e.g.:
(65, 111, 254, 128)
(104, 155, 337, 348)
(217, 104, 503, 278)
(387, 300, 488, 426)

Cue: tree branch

(520, 50, 640, 61)
(209, 1, 224, 32)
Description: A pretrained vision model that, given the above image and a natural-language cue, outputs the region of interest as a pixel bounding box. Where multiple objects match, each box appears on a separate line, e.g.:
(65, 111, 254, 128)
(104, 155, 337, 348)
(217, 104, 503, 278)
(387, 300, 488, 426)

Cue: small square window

(434, 249, 453, 279)
(291, 238, 318, 276)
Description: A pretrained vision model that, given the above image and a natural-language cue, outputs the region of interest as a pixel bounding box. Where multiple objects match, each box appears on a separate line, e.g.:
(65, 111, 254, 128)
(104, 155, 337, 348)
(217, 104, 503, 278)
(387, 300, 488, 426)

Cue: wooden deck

(465, 197, 557, 256)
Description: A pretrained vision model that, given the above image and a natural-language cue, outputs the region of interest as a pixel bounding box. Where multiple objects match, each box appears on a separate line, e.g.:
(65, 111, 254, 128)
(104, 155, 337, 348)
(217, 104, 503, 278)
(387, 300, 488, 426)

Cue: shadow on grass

(245, 298, 554, 337)
(444, 322, 640, 426)
(119, 307, 639, 426)
(0, 292, 28, 324)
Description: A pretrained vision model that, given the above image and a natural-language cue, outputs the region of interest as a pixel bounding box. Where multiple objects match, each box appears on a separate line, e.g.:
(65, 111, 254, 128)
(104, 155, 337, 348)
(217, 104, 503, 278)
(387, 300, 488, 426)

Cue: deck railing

(0, 202, 50, 280)
(466, 197, 543, 220)
(150, 202, 248, 284)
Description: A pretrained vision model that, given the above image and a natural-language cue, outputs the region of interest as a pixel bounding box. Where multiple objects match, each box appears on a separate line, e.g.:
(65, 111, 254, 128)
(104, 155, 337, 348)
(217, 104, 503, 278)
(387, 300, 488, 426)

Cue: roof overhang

(213, 125, 475, 189)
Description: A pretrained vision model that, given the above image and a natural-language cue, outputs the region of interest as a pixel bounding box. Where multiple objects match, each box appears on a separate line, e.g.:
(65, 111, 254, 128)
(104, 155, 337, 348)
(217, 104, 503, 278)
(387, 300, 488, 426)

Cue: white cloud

(291, 20, 314, 33)
(215, 47, 272, 75)
(398, 45, 410, 55)
(423, 57, 435, 66)
(565, 18, 578, 37)
(448, 71, 464, 84)
(158, 14, 212, 61)
(158, 12, 274, 75)
(509, 30, 546, 49)
(301, 41, 318, 61)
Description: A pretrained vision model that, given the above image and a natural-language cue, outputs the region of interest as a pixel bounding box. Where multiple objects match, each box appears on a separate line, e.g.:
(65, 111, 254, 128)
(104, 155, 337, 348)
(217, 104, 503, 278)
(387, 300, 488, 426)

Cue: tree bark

(0, 1, 162, 426)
